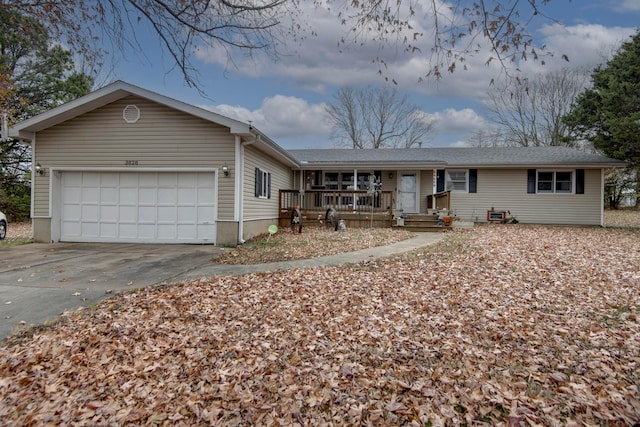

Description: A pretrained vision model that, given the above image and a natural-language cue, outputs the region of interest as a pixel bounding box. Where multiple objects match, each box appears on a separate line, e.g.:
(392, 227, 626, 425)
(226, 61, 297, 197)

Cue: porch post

(432, 168, 437, 209)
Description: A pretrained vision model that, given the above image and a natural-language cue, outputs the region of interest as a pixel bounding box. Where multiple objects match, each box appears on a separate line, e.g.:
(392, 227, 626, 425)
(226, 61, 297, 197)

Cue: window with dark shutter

(255, 167, 272, 198)
(469, 169, 478, 193)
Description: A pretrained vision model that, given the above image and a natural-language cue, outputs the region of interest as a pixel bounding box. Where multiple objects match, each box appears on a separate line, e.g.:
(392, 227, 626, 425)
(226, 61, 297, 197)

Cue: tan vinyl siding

(243, 144, 293, 220)
(450, 168, 602, 225)
(33, 96, 236, 219)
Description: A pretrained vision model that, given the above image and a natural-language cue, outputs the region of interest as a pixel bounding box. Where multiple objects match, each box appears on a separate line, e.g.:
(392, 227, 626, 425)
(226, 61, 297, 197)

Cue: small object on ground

(266, 224, 278, 242)
(337, 219, 346, 232)
(291, 207, 302, 233)
(325, 208, 340, 231)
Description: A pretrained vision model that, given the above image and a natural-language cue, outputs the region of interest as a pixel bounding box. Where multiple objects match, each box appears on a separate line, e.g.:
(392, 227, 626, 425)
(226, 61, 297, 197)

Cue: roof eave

(296, 161, 448, 170)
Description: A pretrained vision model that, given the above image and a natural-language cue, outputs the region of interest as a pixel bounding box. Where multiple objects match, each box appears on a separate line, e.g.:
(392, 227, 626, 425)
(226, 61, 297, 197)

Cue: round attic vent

(123, 105, 140, 123)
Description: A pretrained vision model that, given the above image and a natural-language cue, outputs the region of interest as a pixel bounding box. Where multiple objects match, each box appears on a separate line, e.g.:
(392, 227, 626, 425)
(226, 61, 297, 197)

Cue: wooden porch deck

(279, 190, 394, 229)
(278, 190, 452, 231)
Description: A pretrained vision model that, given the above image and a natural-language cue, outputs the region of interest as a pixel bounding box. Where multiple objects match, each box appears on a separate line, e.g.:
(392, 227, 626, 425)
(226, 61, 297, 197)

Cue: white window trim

(446, 169, 469, 193)
(255, 167, 271, 199)
(536, 170, 574, 195)
(259, 169, 269, 199)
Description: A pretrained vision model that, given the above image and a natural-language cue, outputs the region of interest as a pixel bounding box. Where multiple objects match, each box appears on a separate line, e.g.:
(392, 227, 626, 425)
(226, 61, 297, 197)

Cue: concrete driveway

(0, 243, 222, 340)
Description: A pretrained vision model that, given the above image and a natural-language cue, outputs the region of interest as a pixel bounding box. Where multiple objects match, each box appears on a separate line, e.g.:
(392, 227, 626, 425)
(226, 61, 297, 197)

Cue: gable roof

(8, 81, 626, 170)
(288, 147, 627, 169)
(9, 80, 299, 167)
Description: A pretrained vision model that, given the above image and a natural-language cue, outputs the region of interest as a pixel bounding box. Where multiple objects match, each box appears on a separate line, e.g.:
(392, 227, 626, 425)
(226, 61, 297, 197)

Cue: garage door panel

(63, 186, 81, 203)
(83, 173, 101, 186)
(139, 206, 157, 222)
(178, 173, 197, 187)
(100, 223, 117, 238)
(119, 205, 136, 222)
(198, 206, 216, 218)
(158, 188, 177, 204)
(178, 188, 196, 204)
(177, 224, 196, 239)
(119, 223, 137, 239)
(100, 188, 118, 203)
(139, 173, 157, 186)
(120, 173, 138, 186)
(178, 206, 197, 221)
(82, 222, 99, 237)
(138, 224, 156, 239)
(63, 205, 81, 220)
(61, 171, 216, 244)
(139, 188, 157, 204)
(82, 205, 99, 221)
(157, 224, 176, 239)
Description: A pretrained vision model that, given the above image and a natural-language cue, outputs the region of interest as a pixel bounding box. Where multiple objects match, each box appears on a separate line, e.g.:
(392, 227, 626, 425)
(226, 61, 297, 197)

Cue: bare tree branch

(326, 86, 436, 149)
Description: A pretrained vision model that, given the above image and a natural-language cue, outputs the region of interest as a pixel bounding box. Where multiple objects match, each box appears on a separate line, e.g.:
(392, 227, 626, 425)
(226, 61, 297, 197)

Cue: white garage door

(61, 171, 216, 244)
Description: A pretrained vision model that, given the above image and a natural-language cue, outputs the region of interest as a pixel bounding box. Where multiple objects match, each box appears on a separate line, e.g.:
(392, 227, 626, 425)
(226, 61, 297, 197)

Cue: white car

(0, 211, 6, 240)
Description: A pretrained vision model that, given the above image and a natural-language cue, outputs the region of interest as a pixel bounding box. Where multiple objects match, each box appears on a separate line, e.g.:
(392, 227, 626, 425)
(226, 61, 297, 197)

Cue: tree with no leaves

(326, 86, 436, 149)
(2, 1, 559, 91)
(474, 68, 589, 148)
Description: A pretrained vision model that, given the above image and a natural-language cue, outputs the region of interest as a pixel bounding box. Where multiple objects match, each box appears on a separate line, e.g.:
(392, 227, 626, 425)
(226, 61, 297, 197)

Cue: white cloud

(201, 95, 332, 145)
(192, 5, 637, 148)
(528, 24, 636, 71)
(425, 108, 488, 134)
(615, 0, 640, 12)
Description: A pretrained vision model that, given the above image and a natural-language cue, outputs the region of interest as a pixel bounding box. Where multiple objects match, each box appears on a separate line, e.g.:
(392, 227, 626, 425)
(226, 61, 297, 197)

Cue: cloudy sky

(108, 0, 640, 149)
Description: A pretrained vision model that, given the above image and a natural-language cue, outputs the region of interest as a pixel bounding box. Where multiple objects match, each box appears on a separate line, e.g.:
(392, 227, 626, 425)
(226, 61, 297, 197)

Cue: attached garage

(55, 170, 217, 244)
(9, 81, 303, 245)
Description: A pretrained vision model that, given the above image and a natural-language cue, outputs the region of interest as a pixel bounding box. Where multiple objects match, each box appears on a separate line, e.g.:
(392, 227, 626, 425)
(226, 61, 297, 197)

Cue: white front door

(398, 173, 418, 213)
(59, 171, 216, 244)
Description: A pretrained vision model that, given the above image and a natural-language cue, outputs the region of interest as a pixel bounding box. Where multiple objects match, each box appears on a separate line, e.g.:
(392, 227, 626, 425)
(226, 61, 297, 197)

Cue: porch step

(396, 214, 448, 232)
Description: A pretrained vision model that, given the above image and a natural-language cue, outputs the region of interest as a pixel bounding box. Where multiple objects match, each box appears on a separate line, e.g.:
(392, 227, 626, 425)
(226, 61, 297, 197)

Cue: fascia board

(297, 161, 448, 170)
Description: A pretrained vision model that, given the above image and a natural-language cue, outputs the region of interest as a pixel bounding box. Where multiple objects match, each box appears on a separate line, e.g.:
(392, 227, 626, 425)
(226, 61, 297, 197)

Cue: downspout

(236, 133, 261, 244)
(30, 136, 36, 220)
(600, 168, 605, 227)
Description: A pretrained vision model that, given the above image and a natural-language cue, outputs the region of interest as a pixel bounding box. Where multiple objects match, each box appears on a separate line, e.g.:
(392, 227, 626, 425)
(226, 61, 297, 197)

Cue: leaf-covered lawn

(1, 225, 639, 426)
(217, 227, 415, 265)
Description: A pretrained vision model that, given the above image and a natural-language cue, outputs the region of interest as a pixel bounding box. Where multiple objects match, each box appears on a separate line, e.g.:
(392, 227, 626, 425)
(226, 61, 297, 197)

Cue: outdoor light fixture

(388, 172, 393, 179)
(35, 163, 44, 175)
(222, 163, 229, 177)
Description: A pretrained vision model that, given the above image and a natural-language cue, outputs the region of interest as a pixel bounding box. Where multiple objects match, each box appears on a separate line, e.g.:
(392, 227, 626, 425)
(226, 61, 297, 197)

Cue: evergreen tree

(564, 31, 640, 166)
(0, 9, 93, 220)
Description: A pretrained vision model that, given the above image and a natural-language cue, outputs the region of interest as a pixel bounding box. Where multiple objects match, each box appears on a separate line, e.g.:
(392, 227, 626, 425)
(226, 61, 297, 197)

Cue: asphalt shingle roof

(287, 147, 626, 167)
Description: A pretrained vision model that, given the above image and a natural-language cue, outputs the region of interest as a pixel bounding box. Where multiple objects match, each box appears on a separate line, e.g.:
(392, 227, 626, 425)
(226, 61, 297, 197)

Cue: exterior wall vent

(123, 105, 140, 123)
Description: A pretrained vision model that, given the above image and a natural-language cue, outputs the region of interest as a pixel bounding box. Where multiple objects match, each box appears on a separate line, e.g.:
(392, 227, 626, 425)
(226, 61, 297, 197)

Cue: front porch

(278, 189, 453, 230)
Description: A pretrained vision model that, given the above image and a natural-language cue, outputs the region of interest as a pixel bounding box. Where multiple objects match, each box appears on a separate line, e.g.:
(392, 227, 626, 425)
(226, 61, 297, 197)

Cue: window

(446, 170, 468, 192)
(255, 167, 271, 198)
(537, 171, 573, 194)
(528, 169, 584, 194)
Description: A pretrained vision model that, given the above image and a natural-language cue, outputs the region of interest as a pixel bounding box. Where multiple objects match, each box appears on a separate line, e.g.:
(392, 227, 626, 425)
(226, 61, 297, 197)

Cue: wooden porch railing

(279, 190, 394, 228)
(426, 191, 451, 211)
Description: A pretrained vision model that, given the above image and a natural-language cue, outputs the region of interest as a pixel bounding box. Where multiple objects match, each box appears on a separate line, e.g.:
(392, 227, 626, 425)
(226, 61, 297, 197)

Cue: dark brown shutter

(527, 169, 536, 194)
(436, 170, 445, 192)
(469, 169, 477, 193)
(576, 169, 585, 194)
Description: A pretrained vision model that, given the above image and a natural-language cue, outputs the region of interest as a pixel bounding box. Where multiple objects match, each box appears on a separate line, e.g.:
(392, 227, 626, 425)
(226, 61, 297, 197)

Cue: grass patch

(0, 238, 33, 248)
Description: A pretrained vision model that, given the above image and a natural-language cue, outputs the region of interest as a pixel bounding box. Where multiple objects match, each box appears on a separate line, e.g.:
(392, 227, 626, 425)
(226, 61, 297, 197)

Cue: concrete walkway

(175, 232, 444, 281)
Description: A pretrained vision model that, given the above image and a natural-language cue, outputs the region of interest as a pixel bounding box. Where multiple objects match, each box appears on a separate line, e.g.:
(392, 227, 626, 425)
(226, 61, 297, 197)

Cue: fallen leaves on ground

(1, 225, 639, 426)
(604, 208, 640, 228)
(216, 227, 415, 264)
(4, 222, 32, 240)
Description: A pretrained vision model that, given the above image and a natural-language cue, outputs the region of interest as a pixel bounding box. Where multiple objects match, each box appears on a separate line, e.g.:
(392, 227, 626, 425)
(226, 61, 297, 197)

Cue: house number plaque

(125, 160, 139, 166)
